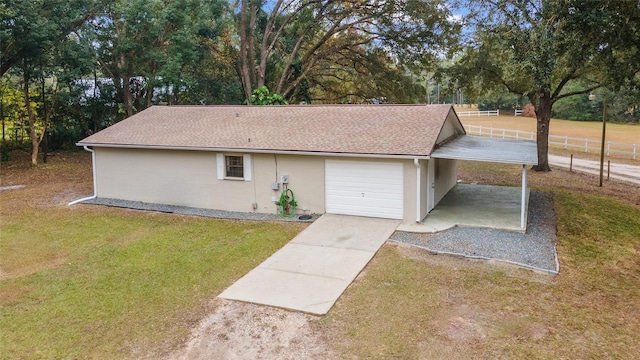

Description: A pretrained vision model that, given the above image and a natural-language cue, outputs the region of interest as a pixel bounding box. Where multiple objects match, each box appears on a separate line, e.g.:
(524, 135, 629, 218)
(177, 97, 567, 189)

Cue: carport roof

(431, 135, 538, 165)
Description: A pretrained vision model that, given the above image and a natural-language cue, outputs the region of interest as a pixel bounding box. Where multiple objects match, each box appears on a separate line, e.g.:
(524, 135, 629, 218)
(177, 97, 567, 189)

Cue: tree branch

(555, 84, 601, 102)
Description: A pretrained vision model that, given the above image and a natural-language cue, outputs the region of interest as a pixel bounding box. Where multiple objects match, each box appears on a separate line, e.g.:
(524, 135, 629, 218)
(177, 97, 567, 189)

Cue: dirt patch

(0, 284, 31, 307)
(168, 298, 329, 360)
(0, 150, 93, 212)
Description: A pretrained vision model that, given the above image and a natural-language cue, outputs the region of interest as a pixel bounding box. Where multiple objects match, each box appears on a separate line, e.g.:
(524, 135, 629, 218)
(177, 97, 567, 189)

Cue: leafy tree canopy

(447, 0, 640, 171)
(248, 86, 288, 105)
(237, 0, 460, 103)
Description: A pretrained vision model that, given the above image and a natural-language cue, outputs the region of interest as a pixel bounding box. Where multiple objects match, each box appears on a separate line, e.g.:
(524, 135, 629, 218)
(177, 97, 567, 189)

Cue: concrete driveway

(219, 214, 400, 315)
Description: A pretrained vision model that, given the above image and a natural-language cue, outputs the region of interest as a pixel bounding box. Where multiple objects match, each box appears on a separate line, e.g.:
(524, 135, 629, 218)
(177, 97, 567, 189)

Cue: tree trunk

(238, 0, 254, 103)
(533, 95, 552, 172)
(145, 83, 154, 108)
(41, 77, 47, 163)
(117, 54, 134, 117)
(23, 71, 38, 165)
(122, 77, 134, 117)
(42, 127, 48, 163)
(1, 89, 5, 142)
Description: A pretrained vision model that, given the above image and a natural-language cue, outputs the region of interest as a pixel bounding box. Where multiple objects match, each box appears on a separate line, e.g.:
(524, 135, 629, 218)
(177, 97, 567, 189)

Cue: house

(73, 104, 537, 228)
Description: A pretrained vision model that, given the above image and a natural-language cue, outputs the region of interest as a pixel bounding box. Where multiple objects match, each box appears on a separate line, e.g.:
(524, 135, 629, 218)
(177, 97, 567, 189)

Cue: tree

(550, 80, 608, 121)
(90, 0, 229, 116)
(248, 86, 288, 105)
(236, 0, 459, 104)
(448, 0, 640, 171)
(170, 26, 244, 105)
(1, 0, 98, 165)
(305, 44, 427, 104)
(0, 76, 34, 148)
(610, 82, 640, 123)
(0, 0, 96, 77)
(476, 88, 527, 112)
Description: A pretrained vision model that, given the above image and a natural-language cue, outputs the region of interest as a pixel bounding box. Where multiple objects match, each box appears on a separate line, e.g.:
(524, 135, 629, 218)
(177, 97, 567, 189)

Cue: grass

(2, 150, 640, 359)
(459, 114, 640, 144)
(0, 151, 306, 358)
(318, 162, 640, 359)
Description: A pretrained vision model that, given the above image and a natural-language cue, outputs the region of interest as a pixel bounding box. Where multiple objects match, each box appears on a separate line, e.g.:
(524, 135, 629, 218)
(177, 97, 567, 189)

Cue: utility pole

(598, 94, 607, 187)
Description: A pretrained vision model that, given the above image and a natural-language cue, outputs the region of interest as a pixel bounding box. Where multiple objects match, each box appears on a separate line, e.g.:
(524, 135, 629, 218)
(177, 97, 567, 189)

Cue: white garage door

(325, 160, 403, 219)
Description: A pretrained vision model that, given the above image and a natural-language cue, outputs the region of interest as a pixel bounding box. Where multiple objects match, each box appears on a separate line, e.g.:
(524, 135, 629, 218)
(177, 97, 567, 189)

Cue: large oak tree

(449, 0, 640, 171)
(237, 0, 460, 103)
(91, 0, 230, 117)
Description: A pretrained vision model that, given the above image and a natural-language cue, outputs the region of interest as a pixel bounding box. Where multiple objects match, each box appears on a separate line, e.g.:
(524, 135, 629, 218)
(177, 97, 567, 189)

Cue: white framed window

(225, 155, 244, 178)
(217, 154, 252, 181)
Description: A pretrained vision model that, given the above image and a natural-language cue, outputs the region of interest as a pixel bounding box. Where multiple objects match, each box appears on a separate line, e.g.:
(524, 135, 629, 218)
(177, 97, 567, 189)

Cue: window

(225, 155, 244, 178)
(217, 153, 251, 181)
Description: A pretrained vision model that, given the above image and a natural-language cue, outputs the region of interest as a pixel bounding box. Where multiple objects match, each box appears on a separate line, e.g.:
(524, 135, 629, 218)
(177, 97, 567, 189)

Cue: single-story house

(73, 104, 537, 228)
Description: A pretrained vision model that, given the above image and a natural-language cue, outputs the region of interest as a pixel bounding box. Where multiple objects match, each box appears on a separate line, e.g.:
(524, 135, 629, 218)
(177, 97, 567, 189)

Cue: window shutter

(243, 154, 252, 181)
(216, 153, 224, 180)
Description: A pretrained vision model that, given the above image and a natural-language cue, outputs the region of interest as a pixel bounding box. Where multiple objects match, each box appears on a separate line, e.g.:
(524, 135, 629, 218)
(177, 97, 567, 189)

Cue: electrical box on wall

(280, 175, 289, 184)
(271, 182, 280, 190)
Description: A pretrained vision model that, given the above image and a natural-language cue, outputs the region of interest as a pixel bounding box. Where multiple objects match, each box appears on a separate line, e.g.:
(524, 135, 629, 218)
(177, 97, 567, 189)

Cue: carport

(420, 135, 537, 232)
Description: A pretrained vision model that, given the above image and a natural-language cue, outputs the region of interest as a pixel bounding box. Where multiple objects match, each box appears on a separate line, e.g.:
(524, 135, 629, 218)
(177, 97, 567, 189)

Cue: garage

(325, 160, 404, 219)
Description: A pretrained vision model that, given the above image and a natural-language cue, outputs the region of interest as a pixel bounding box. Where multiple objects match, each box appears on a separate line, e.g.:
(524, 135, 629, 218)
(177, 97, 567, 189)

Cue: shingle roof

(78, 104, 458, 156)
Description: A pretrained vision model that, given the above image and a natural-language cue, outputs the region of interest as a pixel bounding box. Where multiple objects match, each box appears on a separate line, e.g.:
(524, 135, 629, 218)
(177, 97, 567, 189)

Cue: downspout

(414, 158, 421, 223)
(68, 146, 97, 205)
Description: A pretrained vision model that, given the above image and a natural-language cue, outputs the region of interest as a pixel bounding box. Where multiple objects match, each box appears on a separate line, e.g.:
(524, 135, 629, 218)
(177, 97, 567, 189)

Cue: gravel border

(389, 191, 559, 274)
(78, 197, 319, 223)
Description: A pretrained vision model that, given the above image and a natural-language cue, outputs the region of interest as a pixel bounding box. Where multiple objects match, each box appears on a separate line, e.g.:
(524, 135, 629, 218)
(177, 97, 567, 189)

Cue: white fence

(461, 109, 523, 116)
(457, 110, 500, 117)
(463, 124, 638, 160)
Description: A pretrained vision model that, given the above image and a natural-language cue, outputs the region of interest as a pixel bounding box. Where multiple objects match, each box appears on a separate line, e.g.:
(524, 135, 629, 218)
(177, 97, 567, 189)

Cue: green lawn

(2, 152, 639, 358)
(317, 188, 640, 359)
(0, 207, 305, 358)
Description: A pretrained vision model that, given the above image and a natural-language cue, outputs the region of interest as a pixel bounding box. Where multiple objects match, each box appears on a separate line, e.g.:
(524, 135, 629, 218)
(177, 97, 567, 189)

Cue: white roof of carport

(430, 135, 538, 230)
(431, 135, 538, 165)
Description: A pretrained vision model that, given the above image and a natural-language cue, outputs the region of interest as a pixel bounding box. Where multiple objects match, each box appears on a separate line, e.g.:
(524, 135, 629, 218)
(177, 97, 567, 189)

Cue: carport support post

(521, 164, 527, 229)
(415, 158, 421, 223)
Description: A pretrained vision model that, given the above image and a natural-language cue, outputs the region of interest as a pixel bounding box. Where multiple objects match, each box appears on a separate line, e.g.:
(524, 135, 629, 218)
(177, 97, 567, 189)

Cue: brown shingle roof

(78, 104, 458, 156)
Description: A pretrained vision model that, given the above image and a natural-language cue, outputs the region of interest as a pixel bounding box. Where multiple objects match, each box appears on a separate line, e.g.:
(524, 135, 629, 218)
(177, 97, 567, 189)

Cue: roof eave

(76, 142, 431, 160)
(430, 154, 538, 166)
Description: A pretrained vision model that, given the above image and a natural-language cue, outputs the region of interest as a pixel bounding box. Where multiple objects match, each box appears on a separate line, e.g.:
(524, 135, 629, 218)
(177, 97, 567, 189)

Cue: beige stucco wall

(94, 148, 327, 214)
(252, 153, 325, 215)
(401, 159, 416, 222)
(433, 158, 458, 205)
(93, 148, 426, 221)
(95, 148, 221, 208)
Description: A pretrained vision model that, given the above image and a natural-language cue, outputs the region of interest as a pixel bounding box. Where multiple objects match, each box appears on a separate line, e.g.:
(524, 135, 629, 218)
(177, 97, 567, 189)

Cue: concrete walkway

(219, 214, 400, 315)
